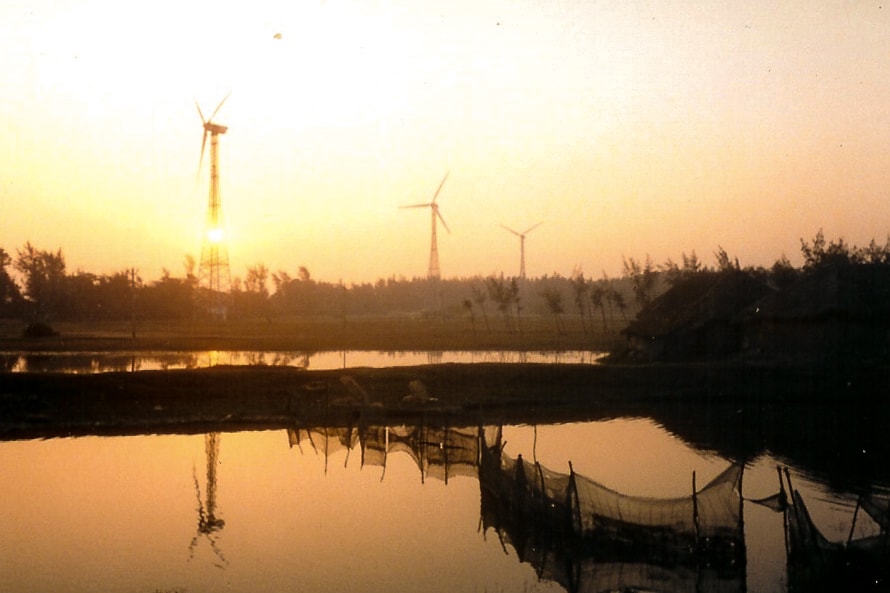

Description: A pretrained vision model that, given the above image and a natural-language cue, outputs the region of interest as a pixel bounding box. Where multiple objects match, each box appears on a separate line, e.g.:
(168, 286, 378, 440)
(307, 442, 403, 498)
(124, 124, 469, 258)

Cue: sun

(207, 228, 224, 245)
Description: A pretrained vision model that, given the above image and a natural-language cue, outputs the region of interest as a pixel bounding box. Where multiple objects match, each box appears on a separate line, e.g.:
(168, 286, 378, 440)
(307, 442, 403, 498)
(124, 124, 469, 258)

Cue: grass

(0, 315, 628, 353)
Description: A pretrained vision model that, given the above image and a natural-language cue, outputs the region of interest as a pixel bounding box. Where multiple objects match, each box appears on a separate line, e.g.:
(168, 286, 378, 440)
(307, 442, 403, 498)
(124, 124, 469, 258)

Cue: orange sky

(2, 0, 890, 284)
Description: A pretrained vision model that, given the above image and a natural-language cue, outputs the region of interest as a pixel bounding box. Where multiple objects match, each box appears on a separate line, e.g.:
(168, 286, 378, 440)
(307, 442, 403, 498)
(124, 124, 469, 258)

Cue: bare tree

(541, 285, 566, 335)
(470, 283, 491, 332)
(570, 268, 590, 333)
(462, 298, 476, 337)
(590, 282, 608, 333)
(485, 274, 516, 333)
(609, 288, 628, 325)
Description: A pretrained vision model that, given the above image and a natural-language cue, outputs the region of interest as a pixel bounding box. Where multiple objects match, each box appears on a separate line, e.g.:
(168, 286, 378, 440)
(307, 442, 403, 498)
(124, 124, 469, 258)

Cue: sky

(2, 0, 890, 284)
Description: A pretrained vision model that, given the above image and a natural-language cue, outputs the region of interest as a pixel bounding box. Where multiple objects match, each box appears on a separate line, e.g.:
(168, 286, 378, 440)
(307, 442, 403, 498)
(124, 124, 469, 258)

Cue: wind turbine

(189, 432, 227, 568)
(401, 171, 451, 279)
(195, 93, 232, 318)
(501, 221, 543, 280)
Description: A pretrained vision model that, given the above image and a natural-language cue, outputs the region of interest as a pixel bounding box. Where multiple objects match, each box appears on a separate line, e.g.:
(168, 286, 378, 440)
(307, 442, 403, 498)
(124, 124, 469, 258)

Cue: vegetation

(1, 230, 888, 358)
(616, 232, 890, 364)
(0, 242, 638, 335)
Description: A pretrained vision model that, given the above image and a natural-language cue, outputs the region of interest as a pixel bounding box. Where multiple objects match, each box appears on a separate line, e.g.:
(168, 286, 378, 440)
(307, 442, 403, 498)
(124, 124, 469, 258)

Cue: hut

(620, 270, 773, 362)
(739, 263, 890, 365)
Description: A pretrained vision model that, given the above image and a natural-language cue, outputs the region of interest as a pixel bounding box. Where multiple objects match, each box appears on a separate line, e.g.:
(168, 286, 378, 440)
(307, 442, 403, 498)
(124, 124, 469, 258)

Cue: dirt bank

(1, 362, 885, 441)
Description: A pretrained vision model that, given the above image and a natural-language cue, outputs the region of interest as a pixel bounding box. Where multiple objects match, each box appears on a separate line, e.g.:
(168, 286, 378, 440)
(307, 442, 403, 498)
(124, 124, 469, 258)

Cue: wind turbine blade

(438, 209, 450, 234)
(523, 221, 544, 235)
(195, 100, 206, 124)
(501, 224, 520, 237)
(197, 130, 208, 181)
(209, 91, 231, 122)
(431, 170, 450, 203)
(400, 202, 432, 209)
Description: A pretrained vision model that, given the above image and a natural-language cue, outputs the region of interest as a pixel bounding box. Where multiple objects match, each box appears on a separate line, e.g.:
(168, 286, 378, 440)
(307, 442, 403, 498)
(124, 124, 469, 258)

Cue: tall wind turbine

(401, 171, 451, 279)
(502, 221, 543, 280)
(195, 94, 232, 318)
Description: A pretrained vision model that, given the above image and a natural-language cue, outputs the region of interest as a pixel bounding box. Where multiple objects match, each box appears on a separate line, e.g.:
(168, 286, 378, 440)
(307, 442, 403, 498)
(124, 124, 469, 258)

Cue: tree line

(0, 241, 641, 328)
(2, 230, 886, 330)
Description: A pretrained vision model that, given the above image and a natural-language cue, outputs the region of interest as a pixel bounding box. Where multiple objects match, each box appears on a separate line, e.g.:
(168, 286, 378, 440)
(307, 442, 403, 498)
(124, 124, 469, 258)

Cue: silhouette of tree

(510, 277, 522, 334)
(140, 269, 196, 320)
(661, 251, 705, 286)
(859, 237, 890, 264)
(800, 229, 861, 270)
(470, 283, 491, 332)
(800, 229, 890, 269)
(590, 281, 608, 333)
(769, 254, 798, 290)
(15, 242, 66, 320)
(272, 270, 291, 294)
(0, 248, 23, 316)
(485, 274, 517, 333)
(541, 285, 566, 335)
(623, 255, 657, 310)
(245, 264, 269, 297)
(231, 263, 270, 319)
(714, 246, 740, 272)
(462, 298, 476, 337)
(570, 268, 590, 333)
(609, 287, 628, 324)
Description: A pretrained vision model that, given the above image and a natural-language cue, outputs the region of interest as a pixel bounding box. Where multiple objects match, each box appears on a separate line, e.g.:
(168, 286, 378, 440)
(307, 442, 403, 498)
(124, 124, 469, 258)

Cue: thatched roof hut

(621, 271, 773, 362)
(740, 263, 890, 364)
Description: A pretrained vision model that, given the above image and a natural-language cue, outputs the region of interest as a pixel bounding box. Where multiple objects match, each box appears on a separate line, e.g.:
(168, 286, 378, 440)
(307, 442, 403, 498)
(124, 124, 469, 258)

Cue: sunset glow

(3, 0, 890, 283)
(207, 228, 224, 245)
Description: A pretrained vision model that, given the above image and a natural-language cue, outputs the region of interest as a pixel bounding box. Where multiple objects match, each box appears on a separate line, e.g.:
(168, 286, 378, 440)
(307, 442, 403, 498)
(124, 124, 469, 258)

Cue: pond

(0, 349, 606, 373)
(1, 414, 887, 592)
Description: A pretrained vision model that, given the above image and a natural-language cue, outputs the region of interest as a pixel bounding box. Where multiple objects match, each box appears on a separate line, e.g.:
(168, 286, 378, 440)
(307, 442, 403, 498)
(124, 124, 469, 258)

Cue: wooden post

(692, 470, 700, 547)
(568, 461, 582, 536)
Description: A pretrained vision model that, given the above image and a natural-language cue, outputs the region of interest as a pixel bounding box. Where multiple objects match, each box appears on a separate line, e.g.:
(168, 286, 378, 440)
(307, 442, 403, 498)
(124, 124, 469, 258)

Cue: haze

(3, 0, 889, 284)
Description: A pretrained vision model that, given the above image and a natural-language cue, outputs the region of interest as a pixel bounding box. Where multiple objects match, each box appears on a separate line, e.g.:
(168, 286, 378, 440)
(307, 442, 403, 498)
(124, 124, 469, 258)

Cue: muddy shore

(2, 361, 886, 440)
(2, 318, 888, 482)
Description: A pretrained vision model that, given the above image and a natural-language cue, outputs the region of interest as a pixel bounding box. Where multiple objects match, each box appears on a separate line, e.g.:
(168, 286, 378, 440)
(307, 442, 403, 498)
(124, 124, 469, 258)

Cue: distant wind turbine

(400, 171, 451, 279)
(502, 221, 543, 279)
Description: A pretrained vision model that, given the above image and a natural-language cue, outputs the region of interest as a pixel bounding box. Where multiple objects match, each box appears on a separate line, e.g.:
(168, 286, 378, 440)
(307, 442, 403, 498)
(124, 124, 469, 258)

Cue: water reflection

(0, 349, 605, 373)
(281, 420, 889, 592)
(479, 426, 746, 593)
(779, 468, 889, 592)
(287, 422, 748, 592)
(1, 418, 887, 592)
(288, 424, 482, 484)
(189, 433, 227, 568)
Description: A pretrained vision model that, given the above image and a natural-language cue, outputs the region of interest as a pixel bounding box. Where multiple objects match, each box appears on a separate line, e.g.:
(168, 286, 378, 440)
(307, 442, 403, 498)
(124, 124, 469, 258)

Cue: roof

(740, 263, 890, 323)
(624, 270, 773, 339)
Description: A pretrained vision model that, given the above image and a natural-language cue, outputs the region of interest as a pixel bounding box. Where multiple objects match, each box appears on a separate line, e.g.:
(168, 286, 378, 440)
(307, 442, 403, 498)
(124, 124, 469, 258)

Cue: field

(0, 315, 626, 353)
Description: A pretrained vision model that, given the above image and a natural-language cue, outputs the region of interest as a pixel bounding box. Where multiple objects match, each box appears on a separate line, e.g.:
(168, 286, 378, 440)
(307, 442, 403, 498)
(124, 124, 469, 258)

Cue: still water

(0, 349, 605, 373)
(1, 418, 886, 593)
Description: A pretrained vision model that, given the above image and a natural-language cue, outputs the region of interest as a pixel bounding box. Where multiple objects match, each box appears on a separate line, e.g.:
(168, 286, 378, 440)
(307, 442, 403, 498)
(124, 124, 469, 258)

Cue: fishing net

(479, 427, 743, 558)
(291, 423, 486, 483)
(572, 462, 744, 544)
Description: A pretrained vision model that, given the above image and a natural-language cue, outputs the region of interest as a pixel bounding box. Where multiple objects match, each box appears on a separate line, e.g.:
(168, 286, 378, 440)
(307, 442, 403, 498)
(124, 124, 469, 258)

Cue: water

(0, 349, 606, 373)
(0, 418, 886, 593)
(1, 354, 888, 592)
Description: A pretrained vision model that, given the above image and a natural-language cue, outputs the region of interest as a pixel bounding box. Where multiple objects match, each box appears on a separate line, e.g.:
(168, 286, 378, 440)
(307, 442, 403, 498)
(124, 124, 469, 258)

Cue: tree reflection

(189, 432, 227, 568)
